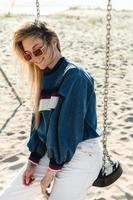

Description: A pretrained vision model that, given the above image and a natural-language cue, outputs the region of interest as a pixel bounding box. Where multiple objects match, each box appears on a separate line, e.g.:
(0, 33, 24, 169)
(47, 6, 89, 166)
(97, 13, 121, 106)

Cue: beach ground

(0, 8, 133, 199)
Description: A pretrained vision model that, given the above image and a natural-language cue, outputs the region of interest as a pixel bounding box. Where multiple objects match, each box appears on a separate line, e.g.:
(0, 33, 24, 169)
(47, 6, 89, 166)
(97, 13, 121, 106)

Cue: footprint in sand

(124, 126, 132, 129)
(127, 155, 133, 160)
(17, 136, 27, 140)
(129, 133, 133, 138)
(9, 163, 25, 170)
(113, 111, 117, 116)
(19, 131, 25, 134)
(120, 131, 127, 135)
(125, 117, 133, 122)
(0, 155, 3, 160)
(3, 155, 19, 163)
(125, 192, 133, 200)
(120, 137, 129, 141)
(97, 84, 102, 88)
(114, 102, 119, 105)
(6, 132, 14, 136)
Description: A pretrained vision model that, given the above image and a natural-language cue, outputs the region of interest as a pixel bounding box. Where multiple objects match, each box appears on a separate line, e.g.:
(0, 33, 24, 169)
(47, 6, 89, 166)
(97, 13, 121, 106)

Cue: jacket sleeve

(27, 113, 47, 165)
(47, 75, 94, 170)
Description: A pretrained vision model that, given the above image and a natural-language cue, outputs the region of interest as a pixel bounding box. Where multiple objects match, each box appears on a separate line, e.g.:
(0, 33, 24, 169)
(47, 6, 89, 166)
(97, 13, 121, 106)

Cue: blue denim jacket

(27, 57, 102, 170)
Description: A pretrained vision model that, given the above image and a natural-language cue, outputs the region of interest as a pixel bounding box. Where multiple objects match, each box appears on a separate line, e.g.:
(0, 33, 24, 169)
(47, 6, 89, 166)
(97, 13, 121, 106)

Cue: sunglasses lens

(24, 54, 31, 61)
(33, 49, 43, 56)
(23, 45, 47, 61)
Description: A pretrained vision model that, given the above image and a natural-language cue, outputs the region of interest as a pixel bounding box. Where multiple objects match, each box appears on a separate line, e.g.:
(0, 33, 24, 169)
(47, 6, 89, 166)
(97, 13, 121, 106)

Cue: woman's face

(22, 36, 58, 70)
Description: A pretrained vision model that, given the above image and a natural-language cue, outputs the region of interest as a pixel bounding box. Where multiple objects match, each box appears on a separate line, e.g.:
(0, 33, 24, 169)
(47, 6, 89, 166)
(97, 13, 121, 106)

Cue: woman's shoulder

(58, 61, 94, 97)
(64, 60, 94, 85)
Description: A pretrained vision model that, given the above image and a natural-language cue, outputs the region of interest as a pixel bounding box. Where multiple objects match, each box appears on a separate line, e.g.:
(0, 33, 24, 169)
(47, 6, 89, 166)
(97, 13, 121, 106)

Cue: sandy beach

(0, 8, 133, 199)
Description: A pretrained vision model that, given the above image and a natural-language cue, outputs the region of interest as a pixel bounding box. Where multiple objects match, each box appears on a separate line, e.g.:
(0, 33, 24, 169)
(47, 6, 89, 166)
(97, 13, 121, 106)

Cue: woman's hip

(57, 138, 103, 177)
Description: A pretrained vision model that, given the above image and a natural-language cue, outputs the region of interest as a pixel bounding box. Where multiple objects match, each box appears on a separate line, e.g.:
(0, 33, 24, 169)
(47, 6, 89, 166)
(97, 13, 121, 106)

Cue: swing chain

(35, 0, 40, 25)
(102, 0, 113, 174)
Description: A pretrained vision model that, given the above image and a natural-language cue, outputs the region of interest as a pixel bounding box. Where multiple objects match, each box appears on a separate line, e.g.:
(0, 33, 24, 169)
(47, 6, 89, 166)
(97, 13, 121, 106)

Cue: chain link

(35, 0, 40, 25)
(102, 0, 113, 174)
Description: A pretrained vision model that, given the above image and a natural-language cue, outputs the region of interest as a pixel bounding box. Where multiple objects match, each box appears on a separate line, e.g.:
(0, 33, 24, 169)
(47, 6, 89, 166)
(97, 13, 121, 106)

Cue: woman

(0, 21, 103, 200)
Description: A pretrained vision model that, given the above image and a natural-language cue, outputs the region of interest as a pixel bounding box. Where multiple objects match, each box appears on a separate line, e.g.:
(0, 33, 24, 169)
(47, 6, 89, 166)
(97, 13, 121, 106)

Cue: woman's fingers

(28, 177, 35, 184)
(40, 180, 52, 198)
(41, 179, 46, 194)
(40, 169, 56, 198)
(47, 183, 51, 188)
(22, 171, 35, 186)
(25, 175, 35, 185)
(46, 190, 50, 197)
(22, 173, 26, 185)
(41, 187, 50, 198)
(25, 173, 30, 185)
(22, 163, 37, 186)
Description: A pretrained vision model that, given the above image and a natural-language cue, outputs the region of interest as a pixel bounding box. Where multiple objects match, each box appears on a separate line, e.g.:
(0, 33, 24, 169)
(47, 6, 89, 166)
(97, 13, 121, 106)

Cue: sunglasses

(24, 44, 48, 61)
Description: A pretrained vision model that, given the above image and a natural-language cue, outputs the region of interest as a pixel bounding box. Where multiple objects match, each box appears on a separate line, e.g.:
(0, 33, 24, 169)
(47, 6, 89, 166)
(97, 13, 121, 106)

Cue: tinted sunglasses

(24, 45, 48, 61)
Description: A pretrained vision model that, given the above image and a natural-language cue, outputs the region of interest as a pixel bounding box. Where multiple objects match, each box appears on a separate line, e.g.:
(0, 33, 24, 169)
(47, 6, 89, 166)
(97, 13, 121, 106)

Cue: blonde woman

(0, 21, 103, 200)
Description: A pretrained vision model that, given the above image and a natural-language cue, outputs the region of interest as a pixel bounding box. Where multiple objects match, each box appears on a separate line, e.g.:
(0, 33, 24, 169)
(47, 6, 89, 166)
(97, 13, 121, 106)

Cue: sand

(0, 8, 133, 200)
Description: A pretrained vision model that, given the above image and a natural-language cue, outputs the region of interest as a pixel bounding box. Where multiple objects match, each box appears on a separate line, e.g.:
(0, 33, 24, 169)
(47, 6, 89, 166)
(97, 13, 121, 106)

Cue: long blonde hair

(13, 21, 61, 129)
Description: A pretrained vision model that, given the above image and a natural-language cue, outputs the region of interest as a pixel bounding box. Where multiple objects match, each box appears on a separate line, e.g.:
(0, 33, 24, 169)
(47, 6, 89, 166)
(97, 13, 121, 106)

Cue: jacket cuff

(49, 158, 64, 170)
(28, 152, 42, 165)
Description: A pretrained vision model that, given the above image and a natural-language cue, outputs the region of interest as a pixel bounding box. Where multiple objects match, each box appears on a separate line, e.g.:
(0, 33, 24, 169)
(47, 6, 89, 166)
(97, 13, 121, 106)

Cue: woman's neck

(47, 52, 62, 71)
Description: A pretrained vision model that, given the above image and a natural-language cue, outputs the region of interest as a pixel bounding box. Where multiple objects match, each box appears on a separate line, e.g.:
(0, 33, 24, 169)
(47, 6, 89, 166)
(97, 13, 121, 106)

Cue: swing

(35, 0, 123, 187)
(92, 0, 123, 187)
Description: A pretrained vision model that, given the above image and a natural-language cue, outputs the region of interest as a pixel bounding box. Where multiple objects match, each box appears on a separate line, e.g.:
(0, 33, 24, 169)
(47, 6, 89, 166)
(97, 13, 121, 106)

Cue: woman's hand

(22, 161, 37, 186)
(40, 168, 57, 198)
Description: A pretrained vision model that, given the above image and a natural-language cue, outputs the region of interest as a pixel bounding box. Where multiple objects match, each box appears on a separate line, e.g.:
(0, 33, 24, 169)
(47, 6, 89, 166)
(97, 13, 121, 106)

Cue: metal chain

(102, 0, 114, 173)
(35, 0, 40, 25)
(0, 67, 23, 133)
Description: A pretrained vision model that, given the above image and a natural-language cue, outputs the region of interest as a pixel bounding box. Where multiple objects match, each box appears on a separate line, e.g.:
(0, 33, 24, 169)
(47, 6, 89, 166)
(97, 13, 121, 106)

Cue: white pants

(0, 138, 103, 200)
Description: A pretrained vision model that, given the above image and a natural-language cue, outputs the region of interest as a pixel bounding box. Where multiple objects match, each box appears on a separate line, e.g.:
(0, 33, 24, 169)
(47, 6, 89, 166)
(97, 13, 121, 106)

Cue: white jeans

(0, 138, 103, 200)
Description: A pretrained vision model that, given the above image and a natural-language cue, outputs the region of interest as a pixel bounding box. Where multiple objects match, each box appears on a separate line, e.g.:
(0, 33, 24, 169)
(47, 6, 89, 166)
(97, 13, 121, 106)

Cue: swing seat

(93, 161, 123, 187)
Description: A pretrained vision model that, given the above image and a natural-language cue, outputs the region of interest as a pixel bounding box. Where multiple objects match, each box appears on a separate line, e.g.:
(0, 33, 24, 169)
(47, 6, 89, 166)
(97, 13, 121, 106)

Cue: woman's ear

(51, 37, 61, 52)
(52, 37, 58, 46)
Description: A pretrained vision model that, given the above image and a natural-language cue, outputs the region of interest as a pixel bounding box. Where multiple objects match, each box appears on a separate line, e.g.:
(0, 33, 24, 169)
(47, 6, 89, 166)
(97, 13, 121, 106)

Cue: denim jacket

(27, 57, 102, 170)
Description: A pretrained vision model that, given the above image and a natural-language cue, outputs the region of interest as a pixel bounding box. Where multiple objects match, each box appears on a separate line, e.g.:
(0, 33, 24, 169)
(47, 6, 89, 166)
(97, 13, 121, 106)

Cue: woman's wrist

(28, 159, 38, 167)
(48, 167, 61, 173)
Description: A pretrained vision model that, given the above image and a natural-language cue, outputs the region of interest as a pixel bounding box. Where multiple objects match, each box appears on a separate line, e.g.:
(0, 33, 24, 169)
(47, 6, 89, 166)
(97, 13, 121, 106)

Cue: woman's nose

(31, 54, 41, 62)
